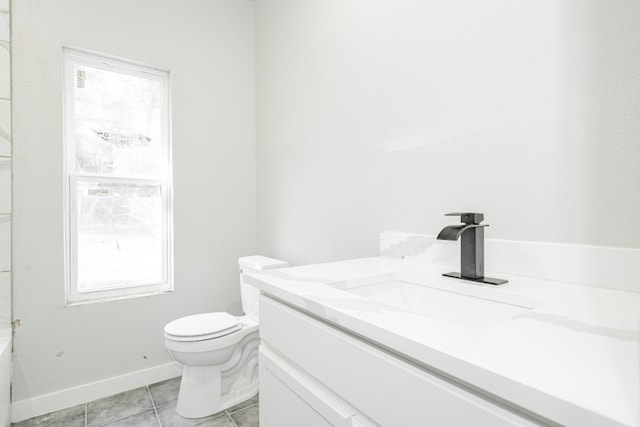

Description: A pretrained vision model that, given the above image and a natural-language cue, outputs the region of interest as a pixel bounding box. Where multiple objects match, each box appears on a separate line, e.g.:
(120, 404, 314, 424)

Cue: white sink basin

(331, 272, 546, 329)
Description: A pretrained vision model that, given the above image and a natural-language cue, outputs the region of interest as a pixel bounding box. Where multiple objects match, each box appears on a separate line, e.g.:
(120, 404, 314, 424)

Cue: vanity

(246, 249, 640, 426)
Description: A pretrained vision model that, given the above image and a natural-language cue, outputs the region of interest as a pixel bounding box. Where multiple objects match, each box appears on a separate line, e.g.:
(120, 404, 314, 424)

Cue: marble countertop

(246, 256, 640, 427)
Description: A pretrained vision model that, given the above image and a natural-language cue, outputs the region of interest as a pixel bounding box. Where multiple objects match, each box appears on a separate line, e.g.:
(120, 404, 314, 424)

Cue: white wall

(12, 0, 256, 405)
(0, 0, 11, 332)
(0, 0, 11, 423)
(255, 0, 640, 267)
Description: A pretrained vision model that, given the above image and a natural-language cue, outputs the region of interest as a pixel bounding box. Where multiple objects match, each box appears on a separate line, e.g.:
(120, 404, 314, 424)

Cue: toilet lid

(164, 313, 241, 341)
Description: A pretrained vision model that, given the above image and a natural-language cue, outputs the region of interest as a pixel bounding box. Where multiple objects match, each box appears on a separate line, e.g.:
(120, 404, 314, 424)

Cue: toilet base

(176, 366, 222, 418)
(176, 365, 259, 419)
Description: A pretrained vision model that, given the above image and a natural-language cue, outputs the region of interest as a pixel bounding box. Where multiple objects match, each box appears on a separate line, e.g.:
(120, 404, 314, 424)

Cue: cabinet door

(260, 295, 538, 427)
(260, 346, 360, 427)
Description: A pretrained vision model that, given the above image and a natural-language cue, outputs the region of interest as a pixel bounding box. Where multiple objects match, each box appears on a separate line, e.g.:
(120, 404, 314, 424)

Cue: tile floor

(12, 377, 259, 427)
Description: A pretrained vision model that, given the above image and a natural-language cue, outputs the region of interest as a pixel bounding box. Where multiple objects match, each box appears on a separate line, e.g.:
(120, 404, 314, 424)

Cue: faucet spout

(436, 224, 485, 241)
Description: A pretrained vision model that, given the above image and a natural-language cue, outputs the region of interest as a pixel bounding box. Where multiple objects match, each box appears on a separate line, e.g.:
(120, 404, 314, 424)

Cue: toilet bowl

(164, 256, 288, 418)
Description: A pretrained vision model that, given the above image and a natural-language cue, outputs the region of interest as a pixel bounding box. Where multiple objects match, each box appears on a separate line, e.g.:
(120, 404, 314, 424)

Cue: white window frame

(63, 47, 173, 304)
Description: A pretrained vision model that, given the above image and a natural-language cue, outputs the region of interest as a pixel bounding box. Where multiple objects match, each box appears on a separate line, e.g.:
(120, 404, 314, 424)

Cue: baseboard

(10, 361, 182, 423)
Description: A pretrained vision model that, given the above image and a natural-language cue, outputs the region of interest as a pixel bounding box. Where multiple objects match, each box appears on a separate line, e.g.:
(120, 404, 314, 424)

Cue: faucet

(437, 212, 507, 285)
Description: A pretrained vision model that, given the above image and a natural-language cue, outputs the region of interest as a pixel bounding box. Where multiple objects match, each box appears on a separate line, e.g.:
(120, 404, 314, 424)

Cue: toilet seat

(164, 313, 241, 342)
(165, 317, 258, 354)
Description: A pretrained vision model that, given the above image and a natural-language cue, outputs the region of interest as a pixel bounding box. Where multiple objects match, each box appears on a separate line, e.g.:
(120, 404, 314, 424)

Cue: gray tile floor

(12, 377, 259, 427)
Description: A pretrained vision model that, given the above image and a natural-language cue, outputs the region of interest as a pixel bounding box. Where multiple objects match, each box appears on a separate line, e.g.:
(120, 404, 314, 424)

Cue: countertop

(246, 256, 640, 427)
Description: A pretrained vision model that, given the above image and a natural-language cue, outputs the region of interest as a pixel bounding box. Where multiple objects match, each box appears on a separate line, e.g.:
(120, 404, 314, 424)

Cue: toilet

(164, 256, 288, 418)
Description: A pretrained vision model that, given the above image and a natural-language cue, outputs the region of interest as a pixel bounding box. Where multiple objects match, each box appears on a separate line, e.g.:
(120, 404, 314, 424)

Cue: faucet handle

(445, 212, 484, 224)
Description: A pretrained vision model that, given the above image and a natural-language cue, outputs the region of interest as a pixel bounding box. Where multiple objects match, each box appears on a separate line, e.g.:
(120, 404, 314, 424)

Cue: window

(63, 48, 172, 303)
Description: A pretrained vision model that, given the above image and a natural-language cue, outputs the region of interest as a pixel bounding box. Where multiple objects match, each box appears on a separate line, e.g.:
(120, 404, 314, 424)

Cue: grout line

(226, 410, 239, 427)
(146, 385, 155, 407)
(88, 387, 160, 427)
(226, 402, 259, 427)
(84, 403, 88, 427)
(146, 385, 163, 427)
(226, 402, 259, 415)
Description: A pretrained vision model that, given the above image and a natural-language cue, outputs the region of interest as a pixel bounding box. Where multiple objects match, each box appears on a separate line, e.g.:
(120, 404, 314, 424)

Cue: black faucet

(437, 212, 507, 285)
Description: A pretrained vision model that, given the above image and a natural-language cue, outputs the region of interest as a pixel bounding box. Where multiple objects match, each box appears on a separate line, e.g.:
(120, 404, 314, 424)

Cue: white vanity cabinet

(259, 295, 538, 427)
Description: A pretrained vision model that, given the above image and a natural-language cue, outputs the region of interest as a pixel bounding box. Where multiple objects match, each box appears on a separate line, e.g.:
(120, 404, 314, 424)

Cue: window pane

(76, 181, 164, 292)
(72, 64, 163, 177)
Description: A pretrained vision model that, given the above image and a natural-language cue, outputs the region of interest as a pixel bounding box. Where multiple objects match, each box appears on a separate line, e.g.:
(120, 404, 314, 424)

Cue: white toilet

(164, 256, 288, 418)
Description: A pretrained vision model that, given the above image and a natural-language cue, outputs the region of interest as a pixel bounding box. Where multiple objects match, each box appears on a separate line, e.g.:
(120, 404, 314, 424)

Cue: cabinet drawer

(260, 295, 536, 427)
(260, 346, 369, 427)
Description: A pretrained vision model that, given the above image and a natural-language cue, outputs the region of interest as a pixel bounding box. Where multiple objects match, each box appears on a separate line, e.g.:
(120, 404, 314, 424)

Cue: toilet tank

(238, 256, 288, 318)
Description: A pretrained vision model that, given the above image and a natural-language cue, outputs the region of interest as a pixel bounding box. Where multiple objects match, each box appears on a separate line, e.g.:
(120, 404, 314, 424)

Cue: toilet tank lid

(239, 256, 288, 271)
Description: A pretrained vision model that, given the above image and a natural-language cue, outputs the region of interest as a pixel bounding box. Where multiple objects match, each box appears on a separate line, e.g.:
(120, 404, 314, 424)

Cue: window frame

(63, 47, 173, 304)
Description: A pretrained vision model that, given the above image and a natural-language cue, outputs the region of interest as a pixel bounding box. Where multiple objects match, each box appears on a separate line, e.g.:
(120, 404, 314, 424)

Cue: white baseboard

(10, 361, 182, 423)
